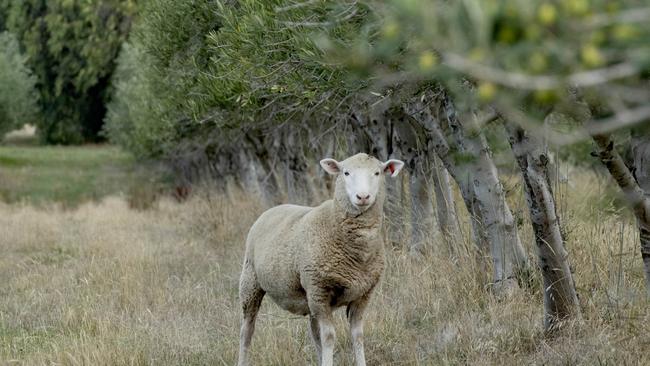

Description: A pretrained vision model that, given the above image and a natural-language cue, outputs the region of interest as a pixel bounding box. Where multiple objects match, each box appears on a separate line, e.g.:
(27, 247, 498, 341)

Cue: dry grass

(1, 171, 649, 365)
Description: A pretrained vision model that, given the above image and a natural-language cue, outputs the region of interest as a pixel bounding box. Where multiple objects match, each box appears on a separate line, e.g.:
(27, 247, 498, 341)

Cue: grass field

(0, 130, 165, 207)
(0, 144, 136, 205)
(0, 141, 648, 365)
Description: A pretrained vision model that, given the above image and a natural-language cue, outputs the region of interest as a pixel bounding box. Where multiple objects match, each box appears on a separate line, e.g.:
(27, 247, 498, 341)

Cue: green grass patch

(0, 144, 151, 206)
(0, 323, 57, 360)
(0, 154, 26, 167)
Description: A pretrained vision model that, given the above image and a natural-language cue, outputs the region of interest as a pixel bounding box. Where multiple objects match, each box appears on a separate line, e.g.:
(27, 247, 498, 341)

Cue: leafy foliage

(104, 42, 172, 157)
(354, 0, 650, 134)
(106, 0, 228, 157)
(107, 1, 358, 158)
(0, 31, 39, 137)
(108, 0, 650, 164)
(2, 0, 136, 144)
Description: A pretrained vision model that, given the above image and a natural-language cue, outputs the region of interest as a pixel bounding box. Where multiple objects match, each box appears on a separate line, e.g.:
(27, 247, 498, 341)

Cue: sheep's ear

(382, 159, 404, 177)
(320, 158, 341, 175)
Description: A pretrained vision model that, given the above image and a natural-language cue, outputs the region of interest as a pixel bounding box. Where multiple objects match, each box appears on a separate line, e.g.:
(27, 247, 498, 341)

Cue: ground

(0, 132, 648, 365)
(0, 128, 165, 207)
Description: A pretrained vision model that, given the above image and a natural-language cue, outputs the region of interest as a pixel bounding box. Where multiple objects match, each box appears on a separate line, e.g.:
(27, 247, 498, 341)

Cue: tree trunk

(506, 123, 581, 330)
(594, 134, 650, 295)
(315, 132, 337, 200)
(631, 134, 650, 295)
(256, 157, 282, 205)
(271, 128, 313, 205)
(462, 131, 529, 292)
(408, 163, 434, 255)
(392, 109, 434, 254)
(237, 149, 262, 197)
(404, 91, 529, 293)
(244, 132, 283, 205)
(431, 153, 461, 244)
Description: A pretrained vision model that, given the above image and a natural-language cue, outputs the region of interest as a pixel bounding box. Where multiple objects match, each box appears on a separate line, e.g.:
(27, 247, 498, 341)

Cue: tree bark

(392, 109, 434, 254)
(315, 132, 337, 200)
(404, 91, 529, 293)
(269, 128, 314, 205)
(408, 169, 434, 254)
(237, 149, 262, 197)
(594, 133, 650, 295)
(506, 123, 581, 330)
(431, 153, 461, 245)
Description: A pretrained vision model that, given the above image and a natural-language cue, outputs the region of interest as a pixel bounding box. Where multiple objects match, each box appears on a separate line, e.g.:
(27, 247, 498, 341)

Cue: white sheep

(237, 153, 405, 366)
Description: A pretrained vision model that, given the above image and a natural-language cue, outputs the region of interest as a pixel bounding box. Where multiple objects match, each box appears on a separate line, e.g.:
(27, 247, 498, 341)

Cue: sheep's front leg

(309, 299, 336, 366)
(347, 297, 370, 366)
(317, 313, 336, 366)
(308, 314, 323, 365)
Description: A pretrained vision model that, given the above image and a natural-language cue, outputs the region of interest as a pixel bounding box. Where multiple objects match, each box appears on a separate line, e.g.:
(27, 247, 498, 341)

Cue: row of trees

(1, 0, 639, 331)
(105, 0, 650, 331)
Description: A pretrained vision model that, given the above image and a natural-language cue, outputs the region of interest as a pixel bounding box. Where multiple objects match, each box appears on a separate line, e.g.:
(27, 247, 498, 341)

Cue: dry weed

(1, 172, 648, 365)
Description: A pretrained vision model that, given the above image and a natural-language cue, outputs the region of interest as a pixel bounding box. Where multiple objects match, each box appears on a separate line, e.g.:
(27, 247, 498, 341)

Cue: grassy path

(0, 144, 135, 205)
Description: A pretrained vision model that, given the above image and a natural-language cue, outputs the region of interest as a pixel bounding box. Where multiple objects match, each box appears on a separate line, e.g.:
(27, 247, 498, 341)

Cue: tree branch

(583, 7, 650, 28)
(277, 6, 358, 28)
(498, 103, 650, 146)
(274, 0, 318, 13)
(442, 53, 639, 91)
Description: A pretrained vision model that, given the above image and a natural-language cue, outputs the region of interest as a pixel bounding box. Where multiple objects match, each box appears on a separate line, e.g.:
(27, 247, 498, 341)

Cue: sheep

(237, 153, 405, 366)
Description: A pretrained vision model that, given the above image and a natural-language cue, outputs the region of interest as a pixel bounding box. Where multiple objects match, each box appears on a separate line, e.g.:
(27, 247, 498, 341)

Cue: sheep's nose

(356, 193, 371, 202)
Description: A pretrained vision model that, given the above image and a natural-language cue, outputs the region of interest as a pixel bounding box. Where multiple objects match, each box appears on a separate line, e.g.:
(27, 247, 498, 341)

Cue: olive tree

(353, 0, 650, 325)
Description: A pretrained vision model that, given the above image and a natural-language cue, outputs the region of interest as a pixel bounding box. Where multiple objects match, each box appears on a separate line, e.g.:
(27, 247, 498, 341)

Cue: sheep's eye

(344, 171, 350, 176)
(374, 171, 380, 176)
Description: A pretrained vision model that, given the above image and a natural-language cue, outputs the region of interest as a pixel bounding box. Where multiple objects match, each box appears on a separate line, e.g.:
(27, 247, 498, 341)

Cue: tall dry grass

(1, 170, 648, 365)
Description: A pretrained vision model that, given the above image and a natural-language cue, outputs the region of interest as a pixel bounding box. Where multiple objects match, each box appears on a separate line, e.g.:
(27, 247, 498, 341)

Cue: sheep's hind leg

(238, 263, 265, 366)
(308, 314, 322, 365)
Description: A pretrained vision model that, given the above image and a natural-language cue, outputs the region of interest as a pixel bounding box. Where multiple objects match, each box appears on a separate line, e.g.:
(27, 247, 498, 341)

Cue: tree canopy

(106, 0, 372, 158)
(1, 0, 136, 143)
(106, 0, 650, 161)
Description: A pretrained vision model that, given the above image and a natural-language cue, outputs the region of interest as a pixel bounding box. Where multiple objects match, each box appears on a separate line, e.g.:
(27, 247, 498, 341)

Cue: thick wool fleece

(240, 153, 386, 317)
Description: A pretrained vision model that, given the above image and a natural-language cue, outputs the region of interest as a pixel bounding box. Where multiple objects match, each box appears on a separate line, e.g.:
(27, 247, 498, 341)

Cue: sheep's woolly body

(243, 154, 386, 315)
(238, 153, 399, 366)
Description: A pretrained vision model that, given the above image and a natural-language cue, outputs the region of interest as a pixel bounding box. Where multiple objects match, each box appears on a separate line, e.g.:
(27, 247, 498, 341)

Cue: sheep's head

(320, 153, 404, 213)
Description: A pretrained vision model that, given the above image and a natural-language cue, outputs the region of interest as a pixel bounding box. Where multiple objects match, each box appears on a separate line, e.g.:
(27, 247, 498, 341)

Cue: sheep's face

(320, 153, 404, 212)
